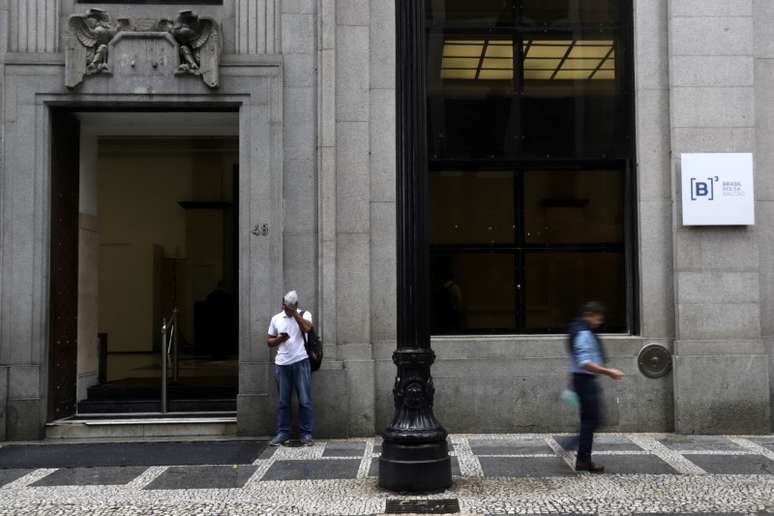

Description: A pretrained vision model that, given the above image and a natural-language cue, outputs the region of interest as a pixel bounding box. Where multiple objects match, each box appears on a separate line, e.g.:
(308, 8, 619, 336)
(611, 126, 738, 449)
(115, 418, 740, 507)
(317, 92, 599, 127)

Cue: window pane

(428, 32, 515, 160)
(427, 0, 514, 28)
(520, 96, 626, 159)
(520, 0, 619, 26)
(430, 170, 515, 245)
(428, 96, 516, 159)
(425, 0, 633, 335)
(524, 251, 626, 332)
(523, 39, 617, 84)
(520, 33, 628, 159)
(524, 169, 624, 245)
(431, 253, 516, 332)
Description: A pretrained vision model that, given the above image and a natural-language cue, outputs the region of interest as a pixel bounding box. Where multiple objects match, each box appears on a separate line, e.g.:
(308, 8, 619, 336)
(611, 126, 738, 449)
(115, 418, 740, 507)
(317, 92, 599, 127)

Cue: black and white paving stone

(1, 434, 774, 515)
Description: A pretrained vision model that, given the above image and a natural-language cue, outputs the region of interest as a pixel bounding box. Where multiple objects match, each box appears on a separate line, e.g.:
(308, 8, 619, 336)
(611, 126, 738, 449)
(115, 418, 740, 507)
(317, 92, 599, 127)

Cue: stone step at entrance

(85, 382, 238, 401)
(77, 398, 237, 414)
(45, 415, 238, 440)
(78, 377, 238, 413)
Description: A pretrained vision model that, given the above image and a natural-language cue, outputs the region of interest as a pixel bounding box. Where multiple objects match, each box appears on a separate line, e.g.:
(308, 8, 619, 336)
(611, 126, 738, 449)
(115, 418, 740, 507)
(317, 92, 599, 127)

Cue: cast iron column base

(379, 440, 451, 492)
(378, 349, 452, 492)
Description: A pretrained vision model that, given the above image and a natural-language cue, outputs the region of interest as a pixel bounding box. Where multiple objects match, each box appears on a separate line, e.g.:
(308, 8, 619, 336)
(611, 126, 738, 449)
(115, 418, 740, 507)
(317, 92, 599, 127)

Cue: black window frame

(426, 0, 639, 335)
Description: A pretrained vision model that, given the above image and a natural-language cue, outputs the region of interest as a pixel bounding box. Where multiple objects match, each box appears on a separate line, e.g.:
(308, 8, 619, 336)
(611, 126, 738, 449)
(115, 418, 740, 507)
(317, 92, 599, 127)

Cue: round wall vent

(637, 343, 673, 379)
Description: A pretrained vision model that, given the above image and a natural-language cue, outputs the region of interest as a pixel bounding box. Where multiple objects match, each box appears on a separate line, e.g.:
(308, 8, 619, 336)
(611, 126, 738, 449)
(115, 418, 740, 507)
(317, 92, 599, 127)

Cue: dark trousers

(573, 373, 602, 462)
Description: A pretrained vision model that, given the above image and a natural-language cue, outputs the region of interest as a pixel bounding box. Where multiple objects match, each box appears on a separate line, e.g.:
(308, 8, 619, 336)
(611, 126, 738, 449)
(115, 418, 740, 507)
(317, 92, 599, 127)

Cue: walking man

(568, 302, 624, 472)
(267, 290, 314, 446)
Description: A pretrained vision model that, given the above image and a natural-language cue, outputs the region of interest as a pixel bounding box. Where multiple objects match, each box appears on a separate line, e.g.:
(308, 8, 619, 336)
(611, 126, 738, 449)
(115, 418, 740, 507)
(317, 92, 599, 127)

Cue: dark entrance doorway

(48, 110, 240, 418)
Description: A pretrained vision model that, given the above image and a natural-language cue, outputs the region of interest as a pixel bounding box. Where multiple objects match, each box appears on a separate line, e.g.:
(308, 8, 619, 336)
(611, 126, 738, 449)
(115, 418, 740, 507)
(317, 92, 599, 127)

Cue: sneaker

(301, 436, 314, 447)
(575, 459, 605, 473)
(269, 435, 289, 447)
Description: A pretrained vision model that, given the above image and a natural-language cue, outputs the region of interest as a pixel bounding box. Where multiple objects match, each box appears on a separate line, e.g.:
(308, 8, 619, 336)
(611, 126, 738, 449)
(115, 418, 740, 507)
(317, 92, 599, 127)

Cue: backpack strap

(300, 310, 309, 343)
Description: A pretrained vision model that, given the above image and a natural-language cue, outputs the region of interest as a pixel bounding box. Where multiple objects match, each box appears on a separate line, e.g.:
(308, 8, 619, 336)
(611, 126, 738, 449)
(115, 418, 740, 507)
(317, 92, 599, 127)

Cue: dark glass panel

(425, 0, 634, 335)
(428, 96, 516, 159)
(427, 0, 514, 28)
(524, 251, 626, 332)
(520, 0, 619, 26)
(430, 170, 515, 245)
(427, 32, 515, 160)
(524, 168, 624, 245)
(519, 34, 627, 159)
(520, 96, 627, 159)
(431, 253, 516, 332)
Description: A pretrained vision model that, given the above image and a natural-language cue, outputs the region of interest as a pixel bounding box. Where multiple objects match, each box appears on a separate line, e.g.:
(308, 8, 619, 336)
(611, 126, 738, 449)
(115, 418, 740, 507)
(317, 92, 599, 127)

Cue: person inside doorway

(432, 257, 465, 331)
(266, 290, 315, 446)
(206, 281, 235, 359)
(567, 301, 624, 472)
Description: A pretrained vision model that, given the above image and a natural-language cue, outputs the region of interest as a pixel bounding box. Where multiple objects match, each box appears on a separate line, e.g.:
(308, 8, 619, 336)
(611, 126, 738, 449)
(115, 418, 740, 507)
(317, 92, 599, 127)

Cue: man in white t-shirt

(266, 290, 314, 446)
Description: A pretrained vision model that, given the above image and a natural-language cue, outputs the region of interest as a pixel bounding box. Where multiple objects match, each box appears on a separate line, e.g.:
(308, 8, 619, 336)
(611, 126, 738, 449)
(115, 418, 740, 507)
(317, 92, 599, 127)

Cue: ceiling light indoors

(441, 38, 615, 81)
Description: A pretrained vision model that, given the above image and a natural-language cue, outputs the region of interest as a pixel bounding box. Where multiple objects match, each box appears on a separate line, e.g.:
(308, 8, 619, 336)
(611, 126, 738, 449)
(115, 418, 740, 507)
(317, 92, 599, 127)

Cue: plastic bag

(560, 388, 579, 408)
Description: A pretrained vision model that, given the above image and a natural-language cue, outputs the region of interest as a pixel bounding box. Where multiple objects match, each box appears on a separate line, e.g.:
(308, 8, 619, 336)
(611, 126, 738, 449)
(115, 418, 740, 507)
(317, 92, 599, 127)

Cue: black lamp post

(378, 0, 452, 493)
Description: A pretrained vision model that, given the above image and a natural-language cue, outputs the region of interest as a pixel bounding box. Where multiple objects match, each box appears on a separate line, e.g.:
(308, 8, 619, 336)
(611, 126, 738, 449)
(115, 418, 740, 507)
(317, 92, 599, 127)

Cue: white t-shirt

(267, 309, 313, 366)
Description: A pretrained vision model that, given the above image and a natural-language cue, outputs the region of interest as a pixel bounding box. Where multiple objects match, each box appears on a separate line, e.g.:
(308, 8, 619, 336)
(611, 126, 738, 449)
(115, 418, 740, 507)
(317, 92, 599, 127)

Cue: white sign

(681, 153, 755, 226)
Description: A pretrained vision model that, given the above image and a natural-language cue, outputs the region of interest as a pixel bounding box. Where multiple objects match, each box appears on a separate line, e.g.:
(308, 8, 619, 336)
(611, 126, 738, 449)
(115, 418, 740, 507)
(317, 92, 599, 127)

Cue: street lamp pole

(378, 0, 452, 492)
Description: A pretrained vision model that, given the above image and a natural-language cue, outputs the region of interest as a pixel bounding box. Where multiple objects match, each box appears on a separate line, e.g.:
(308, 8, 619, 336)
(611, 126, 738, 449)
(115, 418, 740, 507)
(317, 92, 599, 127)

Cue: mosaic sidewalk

(1, 434, 774, 515)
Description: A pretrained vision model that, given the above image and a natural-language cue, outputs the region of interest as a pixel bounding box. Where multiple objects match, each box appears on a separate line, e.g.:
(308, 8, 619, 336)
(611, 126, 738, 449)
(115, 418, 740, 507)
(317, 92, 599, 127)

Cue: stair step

(85, 385, 237, 401)
(77, 399, 237, 414)
(46, 417, 237, 440)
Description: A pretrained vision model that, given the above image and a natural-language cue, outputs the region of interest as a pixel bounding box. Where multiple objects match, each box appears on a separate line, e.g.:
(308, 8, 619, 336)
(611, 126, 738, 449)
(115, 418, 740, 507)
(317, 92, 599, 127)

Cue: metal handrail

(160, 307, 179, 413)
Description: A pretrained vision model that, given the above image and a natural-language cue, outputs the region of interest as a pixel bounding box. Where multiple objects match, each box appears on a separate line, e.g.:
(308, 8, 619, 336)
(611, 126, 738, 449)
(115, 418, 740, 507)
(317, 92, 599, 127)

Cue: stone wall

(235, 0, 281, 55)
(669, 0, 770, 433)
(7, 0, 59, 53)
(0, 0, 8, 441)
(754, 0, 774, 432)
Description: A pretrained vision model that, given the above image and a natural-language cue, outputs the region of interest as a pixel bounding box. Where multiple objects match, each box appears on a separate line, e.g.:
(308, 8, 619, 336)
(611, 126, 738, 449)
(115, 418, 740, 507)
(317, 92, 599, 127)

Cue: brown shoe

(575, 459, 605, 473)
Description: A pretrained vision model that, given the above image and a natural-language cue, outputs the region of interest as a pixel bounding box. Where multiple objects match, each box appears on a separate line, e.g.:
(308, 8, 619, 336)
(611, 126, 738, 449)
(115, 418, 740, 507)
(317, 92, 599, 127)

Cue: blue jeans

(573, 373, 602, 461)
(274, 359, 313, 439)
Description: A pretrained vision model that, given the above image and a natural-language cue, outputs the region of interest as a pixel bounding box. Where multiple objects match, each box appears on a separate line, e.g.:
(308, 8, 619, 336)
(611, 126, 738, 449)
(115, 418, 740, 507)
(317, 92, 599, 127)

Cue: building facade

(0, 0, 772, 441)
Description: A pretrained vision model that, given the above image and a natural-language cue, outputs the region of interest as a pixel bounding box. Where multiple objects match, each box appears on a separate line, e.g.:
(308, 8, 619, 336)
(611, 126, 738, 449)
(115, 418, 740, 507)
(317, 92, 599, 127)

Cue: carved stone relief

(65, 9, 222, 89)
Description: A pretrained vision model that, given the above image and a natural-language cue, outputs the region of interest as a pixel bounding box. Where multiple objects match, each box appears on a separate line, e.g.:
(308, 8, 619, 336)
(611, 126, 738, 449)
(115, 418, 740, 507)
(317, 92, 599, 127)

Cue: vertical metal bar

(515, 168, 526, 331)
(161, 318, 168, 413)
(98, 333, 108, 385)
(172, 309, 179, 383)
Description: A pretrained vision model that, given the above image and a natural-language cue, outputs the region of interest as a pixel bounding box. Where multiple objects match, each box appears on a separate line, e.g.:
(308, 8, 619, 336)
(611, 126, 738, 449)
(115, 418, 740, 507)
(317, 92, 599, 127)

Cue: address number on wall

(252, 224, 269, 236)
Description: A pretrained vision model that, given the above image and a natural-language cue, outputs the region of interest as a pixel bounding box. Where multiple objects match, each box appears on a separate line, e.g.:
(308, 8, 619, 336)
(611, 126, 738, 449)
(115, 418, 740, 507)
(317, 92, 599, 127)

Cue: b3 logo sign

(681, 153, 754, 226)
(690, 176, 719, 201)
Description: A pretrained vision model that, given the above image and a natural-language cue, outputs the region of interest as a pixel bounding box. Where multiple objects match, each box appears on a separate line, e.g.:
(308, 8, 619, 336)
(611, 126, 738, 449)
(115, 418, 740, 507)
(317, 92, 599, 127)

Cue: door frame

(48, 109, 80, 421)
(0, 57, 283, 435)
(61, 112, 242, 415)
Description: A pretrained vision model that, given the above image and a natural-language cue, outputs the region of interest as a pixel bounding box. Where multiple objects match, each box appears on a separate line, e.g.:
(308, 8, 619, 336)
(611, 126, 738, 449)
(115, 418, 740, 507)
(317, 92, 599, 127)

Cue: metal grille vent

(638, 343, 673, 379)
(385, 499, 460, 514)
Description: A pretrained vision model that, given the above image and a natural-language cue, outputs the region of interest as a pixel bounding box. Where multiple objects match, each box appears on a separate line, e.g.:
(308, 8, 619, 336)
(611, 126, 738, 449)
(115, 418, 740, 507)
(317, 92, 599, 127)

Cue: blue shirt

(569, 329, 604, 375)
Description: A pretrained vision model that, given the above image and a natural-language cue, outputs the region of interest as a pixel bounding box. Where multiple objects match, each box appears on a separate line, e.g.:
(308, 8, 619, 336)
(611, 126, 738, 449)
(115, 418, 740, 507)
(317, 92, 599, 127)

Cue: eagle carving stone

(64, 9, 222, 90)
(64, 8, 127, 88)
(170, 10, 222, 89)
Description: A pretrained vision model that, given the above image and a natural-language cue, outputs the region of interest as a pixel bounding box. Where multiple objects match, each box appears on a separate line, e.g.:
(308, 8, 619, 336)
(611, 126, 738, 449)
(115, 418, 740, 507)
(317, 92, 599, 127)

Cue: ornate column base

(378, 349, 452, 492)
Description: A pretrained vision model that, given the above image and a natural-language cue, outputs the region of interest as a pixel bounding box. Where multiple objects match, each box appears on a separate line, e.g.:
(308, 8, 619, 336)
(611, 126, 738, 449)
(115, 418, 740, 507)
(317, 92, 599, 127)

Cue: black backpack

(301, 311, 323, 371)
